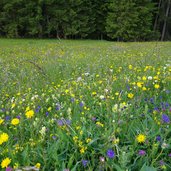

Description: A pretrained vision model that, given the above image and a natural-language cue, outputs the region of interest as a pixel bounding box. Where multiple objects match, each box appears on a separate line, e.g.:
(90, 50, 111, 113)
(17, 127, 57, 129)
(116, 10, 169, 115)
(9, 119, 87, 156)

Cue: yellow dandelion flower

(142, 87, 147, 91)
(136, 134, 146, 143)
(137, 82, 143, 88)
(128, 93, 134, 99)
(35, 163, 41, 169)
(0, 133, 9, 145)
(11, 118, 20, 126)
(25, 110, 34, 118)
(142, 76, 147, 81)
(1, 157, 11, 168)
(154, 84, 160, 89)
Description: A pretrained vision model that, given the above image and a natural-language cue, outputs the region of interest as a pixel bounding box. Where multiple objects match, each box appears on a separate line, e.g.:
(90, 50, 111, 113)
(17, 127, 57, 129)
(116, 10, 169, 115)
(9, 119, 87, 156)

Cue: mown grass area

(0, 39, 171, 171)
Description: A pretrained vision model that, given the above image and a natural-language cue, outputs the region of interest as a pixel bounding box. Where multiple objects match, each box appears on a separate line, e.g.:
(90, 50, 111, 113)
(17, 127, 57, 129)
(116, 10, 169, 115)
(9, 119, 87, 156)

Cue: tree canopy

(0, 0, 170, 41)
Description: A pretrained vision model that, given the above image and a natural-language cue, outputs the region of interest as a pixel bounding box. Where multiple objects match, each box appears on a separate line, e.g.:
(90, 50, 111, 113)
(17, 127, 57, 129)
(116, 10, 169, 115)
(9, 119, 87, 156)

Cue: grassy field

(0, 39, 171, 171)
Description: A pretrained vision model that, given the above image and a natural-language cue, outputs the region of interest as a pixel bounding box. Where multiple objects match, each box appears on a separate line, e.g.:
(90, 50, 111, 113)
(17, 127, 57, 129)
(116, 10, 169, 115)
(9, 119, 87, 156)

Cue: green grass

(0, 39, 171, 171)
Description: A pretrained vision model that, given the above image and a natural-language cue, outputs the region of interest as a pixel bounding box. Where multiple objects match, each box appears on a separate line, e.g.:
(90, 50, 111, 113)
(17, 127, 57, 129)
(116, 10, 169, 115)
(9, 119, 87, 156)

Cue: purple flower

(156, 136, 161, 142)
(107, 149, 115, 158)
(159, 160, 165, 166)
(82, 160, 88, 167)
(91, 117, 96, 121)
(35, 106, 41, 112)
(1, 108, 5, 112)
(52, 135, 57, 140)
(46, 112, 49, 116)
(16, 115, 21, 119)
(5, 116, 11, 121)
(162, 114, 170, 123)
(168, 153, 171, 157)
(65, 119, 71, 125)
(71, 98, 75, 102)
(80, 102, 84, 107)
(6, 167, 12, 171)
(138, 150, 146, 156)
(57, 119, 64, 126)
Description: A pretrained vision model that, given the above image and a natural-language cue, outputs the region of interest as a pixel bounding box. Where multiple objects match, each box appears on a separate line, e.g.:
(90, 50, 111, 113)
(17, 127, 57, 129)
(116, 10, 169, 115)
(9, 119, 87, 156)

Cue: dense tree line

(0, 0, 170, 41)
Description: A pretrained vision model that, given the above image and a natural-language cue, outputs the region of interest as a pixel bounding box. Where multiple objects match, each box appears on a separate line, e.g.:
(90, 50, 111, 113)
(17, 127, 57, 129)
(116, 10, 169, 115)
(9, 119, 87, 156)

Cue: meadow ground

(0, 39, 171, 171)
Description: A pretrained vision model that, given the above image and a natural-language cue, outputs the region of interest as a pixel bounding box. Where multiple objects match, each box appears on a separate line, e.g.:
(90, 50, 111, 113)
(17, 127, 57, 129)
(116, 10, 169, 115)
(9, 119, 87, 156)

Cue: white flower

(39, 126, 46, 136)
(99, 95, 105, 99)
(77, 77, 82, 82)
(148, 76, 153, 80)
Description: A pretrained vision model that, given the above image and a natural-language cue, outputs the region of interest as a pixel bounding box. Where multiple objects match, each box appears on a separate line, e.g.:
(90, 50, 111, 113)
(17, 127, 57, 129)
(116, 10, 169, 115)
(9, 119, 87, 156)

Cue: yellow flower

(86, 138, 92, 143)
(73, 136, 78, 143)
(0, 119, 4, 125)
(113, 138, 120, 144)
(47, 107, 52, 111)
(11, 118, 20, 126)
(142, 76, 147, 81)
(0, 133, 9, 145)
(25, 110, 34, 118)
(35, 163, 41, 169)
(128, 93, 134, 99)
(92, 91, 97, 96)
(154, 84, 160, 89)
(96, 121, 104, 127)
(136, 134, 146, 143)
(11, 103, 16, 109)
(1, 157, 11, 168)
(80, 146, 87, 154)
(137, 82, 143, 88)
(142, 87, 147, 91)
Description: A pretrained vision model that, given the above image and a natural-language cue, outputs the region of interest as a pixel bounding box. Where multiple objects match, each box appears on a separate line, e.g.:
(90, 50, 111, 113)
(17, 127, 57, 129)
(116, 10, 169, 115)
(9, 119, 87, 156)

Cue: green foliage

(106, 0, 155, 41)
(0, 39, 171, 170)
(0, 0, 170, 40)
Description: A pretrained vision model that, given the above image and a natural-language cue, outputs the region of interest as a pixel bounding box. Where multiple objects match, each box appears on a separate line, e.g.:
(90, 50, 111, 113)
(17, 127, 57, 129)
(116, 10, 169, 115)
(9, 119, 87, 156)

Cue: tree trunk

(153, 0, 162, 31)
(161, 0, 171, 41)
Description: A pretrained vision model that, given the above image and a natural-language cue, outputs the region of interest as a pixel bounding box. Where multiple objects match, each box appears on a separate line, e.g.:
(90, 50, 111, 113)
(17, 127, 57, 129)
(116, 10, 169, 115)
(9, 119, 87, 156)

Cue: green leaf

(140, 163, 157, 171)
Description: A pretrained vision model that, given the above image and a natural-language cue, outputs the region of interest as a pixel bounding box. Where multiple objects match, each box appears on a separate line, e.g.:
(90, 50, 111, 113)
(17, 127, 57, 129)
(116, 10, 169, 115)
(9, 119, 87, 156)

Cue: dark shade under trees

(0, 0, 171, 41)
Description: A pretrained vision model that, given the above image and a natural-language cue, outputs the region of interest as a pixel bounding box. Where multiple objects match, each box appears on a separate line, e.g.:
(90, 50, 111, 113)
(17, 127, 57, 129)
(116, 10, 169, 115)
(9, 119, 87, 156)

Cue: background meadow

(0, 39, 171, 171)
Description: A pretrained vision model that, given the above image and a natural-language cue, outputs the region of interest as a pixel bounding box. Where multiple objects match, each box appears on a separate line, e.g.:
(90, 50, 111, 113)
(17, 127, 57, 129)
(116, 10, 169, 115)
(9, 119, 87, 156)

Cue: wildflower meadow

(0, 39, 171, 171)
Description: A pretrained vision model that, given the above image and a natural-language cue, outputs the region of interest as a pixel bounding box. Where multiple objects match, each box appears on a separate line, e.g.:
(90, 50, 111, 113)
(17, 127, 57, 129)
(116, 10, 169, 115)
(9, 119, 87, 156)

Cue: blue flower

(106, 149, 115, 158)
(162, 114, 170, 123)
(82, 160, 88, 167)
(156, 135, 161, 142)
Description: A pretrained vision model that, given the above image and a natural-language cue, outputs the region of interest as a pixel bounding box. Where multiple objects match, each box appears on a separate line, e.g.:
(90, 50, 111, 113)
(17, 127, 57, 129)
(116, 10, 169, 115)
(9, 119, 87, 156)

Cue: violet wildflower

(168, 153, 171, 157)
(5, 116, 11, 121)
(57, 119, 64, 126)
(65, 119, 71, 125)
(80, 102, 84, 107)
(156, 136, 161, 142)
(138, 150, 146, 156)
(107, 149, 115, 158)
(82, 160, 88, 167)
(6, 167, 12, 171)
(16, 115, 21, 119)
(162, 114, 170, 123)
